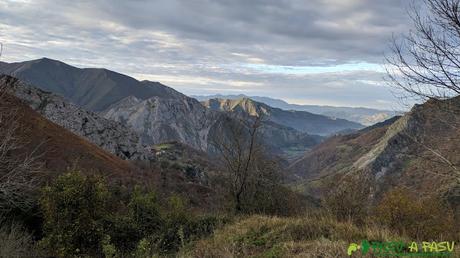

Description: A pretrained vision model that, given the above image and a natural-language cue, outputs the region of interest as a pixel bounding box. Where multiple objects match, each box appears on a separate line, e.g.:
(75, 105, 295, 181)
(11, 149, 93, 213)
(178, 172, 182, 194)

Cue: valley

(1, 57, 459, 257)
(1, 1, 460, 256)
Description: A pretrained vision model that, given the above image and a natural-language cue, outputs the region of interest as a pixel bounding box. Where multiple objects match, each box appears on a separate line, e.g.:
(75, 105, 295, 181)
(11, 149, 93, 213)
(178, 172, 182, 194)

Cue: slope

(289, 96, 460, 203)
(193, 94, 400, 126)
(0, 75, 151, 160)
(0, 58, 183, 111)
(103, 96, 322, 157)
(202, 98, 363, 136)
(0, 59, 321, 157)
(0, 91, 135, 179)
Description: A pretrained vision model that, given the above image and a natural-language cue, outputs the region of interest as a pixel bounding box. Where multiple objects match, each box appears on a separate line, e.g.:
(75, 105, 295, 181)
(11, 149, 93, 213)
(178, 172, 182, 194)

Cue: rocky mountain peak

(0, 75, 152, 161)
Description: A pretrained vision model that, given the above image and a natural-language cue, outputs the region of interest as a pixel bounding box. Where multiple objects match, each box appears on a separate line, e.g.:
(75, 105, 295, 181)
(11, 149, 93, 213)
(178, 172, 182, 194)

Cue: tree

(212, 115, 264, 213)
(0, 76, 42, 215)
(386, 0, 460, 101)
(386, 0, 460, 182)
(212, 114, 293, 215)
(323, 171, 372, 223)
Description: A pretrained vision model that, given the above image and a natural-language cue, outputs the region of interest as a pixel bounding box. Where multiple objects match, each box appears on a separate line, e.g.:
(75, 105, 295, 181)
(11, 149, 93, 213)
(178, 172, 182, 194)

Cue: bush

(135, 195, 225, 256)
(157, 195, 191, 254)
(323, 172, 371, 223)
(39, 171, 110, 257)
(104, 214, 140, 254)
(128, 186, 162, 236)
(374, 187, 455, 240)
(38, 172, 223, 257)
(231, 183, 306, 217)
(104, 186, 163, 254)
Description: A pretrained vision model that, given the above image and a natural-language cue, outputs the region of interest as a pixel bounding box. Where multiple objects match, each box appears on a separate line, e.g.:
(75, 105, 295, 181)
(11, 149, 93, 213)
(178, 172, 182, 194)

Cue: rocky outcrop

(102, 95, 322, 156)
(194, 94, 400, 126)
(202, 98, 364, 136)
(1, 75, 152, 161)
(102, 95, 219, 151)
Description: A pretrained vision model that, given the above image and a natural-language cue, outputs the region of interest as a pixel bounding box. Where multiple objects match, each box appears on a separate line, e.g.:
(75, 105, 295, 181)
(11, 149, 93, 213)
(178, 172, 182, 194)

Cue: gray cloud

(0, 0, 410, 109)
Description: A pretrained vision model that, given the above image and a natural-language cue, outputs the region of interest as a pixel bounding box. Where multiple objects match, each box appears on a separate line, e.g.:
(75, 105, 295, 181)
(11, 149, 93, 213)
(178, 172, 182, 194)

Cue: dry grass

(179, 213, 405, 258)
(0, 222, 42, 258)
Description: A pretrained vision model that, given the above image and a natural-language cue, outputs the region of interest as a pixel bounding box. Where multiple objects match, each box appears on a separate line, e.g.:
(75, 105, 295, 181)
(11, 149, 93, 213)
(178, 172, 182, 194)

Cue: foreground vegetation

(1, 169, 459, 257)
(181, 215, 403, 257)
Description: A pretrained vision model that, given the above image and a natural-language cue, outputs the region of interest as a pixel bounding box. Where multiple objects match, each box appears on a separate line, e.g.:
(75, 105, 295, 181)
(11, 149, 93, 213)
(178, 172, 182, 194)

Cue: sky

(0, 0, 411, 109)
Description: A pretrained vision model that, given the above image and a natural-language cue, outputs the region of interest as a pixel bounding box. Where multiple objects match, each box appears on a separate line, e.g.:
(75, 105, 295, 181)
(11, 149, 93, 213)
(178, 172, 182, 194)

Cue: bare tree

(211, 113, 289, 214)
(0, 78, 42, 214)
(386, 0, 460, 181)
(212, 114, 263, 212)
(387, 0, 460, 100)
(323, 171, 372, 223)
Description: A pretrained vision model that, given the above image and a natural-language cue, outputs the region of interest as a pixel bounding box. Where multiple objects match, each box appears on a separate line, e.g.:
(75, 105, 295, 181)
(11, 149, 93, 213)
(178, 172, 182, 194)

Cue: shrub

(157, 195, 190, 254)
(323, 172, 371, 223)
(104, 214, 140, 254)
(128, 186, 162, 236)
(241, 184, 306, 216)
(374, 187, 455, 240)
(135, 195, 225, 256)
(39, 171, 110, 257)
(103, 186, 163, 255)
(38, 172, 223, 257)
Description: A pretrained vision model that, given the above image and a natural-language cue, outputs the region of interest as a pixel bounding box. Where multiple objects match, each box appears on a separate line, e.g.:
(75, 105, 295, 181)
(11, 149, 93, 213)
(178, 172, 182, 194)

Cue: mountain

(202, 98, 363, 136)
(0, 87, 136, 177)
(102, 95, 221, 149)
(102, 95, 322, 157)
(1, 75, 151, 161)
(0, 59, 321, 156)
(193, 94, 400, 126)
(0, 79, 221, 210)
(289, 96, 460, 204)
(0, 58, 183, 111)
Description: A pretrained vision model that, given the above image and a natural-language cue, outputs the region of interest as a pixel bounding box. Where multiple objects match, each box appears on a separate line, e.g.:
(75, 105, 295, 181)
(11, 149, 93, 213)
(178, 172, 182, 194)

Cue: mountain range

(0, 58, 364, 157)
(1, 57, 459, 209)
(193, 94, 401, 126)
(0, 58, 183, 111)
(289, 96, 460, 203)
(202, 97, 363, 136)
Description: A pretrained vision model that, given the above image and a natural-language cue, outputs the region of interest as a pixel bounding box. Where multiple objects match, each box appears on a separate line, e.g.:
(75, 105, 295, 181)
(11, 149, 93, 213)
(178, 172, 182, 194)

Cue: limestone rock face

(102, 95, 322, 155)
(202, 97, 364, 136)
(1, 75, 152, 161)
(102, 95, 223, 151)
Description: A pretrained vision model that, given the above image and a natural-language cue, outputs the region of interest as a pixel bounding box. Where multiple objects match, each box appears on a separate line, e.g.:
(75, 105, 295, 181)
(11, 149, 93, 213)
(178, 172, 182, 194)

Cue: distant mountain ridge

(102, 95, 322, 156)
(193, 94, 401, 126)
(0, 58, 321, 156)
(0, 58, 183, 111)
(202, 97, 363, 136)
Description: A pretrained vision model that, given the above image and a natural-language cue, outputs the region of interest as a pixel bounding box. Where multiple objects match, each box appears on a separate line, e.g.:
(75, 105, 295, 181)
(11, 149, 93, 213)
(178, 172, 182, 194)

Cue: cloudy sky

(0, 0, 411, 109)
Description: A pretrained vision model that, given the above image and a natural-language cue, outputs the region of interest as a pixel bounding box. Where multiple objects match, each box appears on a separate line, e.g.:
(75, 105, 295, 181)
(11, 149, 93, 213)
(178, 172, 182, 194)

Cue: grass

(0, 222, 43, 258)
(179, 213, 407, 258)
(154, 143, 175, 150)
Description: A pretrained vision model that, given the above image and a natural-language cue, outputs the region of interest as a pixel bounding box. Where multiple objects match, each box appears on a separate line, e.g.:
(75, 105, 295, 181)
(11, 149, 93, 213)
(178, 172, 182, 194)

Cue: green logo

(347, 241, 455, 256)
(347, 243, 360, 256)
